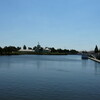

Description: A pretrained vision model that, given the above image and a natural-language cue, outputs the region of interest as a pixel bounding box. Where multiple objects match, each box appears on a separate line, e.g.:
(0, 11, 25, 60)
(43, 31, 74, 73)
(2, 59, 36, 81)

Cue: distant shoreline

(0, 45, 79, 56)
(0, 51, 79, 56)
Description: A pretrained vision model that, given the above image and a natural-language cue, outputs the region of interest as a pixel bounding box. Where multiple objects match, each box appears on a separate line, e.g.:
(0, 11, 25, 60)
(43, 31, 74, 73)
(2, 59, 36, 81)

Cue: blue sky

(0, 0, 100, 50)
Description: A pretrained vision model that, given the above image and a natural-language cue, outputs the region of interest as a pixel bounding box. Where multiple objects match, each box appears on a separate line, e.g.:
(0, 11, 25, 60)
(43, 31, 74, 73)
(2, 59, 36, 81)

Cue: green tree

(50, 47, 56, 52)
(28, 47, 32, 50)
(17, 47, 21, 50)
(69, 49, 78, 54)
(23, 45, 27, 50)
(57, 48, 62, 53)
(39, 47, 43, 53)
(0, 47, 2, 55)
(33, 46, 37, 50)
(63, 49, 69, 53)
(94, 45, 98, 53)
(3, 46, 18, 55)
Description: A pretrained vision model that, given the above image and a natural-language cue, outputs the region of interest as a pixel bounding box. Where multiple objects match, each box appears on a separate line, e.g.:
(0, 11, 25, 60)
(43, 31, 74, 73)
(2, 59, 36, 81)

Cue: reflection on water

(94, 62, 100, 75)
(0, 55, 100, 100)
(82, 60, 88, 68)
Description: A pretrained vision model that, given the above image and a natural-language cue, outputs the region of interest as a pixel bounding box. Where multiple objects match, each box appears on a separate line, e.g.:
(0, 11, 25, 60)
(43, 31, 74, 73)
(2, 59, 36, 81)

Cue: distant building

(34, 43, 51, 53)
(19, 43, 51, 53)
(43, 47, 51, 53)
(35, 42, 42, 53)
(19, 49, 35, 52)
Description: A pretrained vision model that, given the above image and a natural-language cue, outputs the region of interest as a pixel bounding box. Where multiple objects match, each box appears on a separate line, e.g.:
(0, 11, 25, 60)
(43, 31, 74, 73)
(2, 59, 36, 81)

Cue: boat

(81, 54, 88, 59)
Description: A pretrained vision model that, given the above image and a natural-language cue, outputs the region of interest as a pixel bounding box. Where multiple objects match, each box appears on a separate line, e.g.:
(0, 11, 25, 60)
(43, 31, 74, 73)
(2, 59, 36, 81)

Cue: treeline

(0, 46, 21, 55)
(50, 48, 78, 54)
(0, 45, 79, 55)
(94, 45, 100, 60)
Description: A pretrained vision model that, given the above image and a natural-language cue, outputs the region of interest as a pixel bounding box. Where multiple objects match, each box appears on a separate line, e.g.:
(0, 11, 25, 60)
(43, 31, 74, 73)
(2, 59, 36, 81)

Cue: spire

(37, 42, 41, 48)
(38, 42, 39, 45)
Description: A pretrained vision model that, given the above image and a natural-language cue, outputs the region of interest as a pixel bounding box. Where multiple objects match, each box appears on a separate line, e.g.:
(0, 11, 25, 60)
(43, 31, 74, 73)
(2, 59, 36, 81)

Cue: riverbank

(0, 52, 68, 56)
(0, 51, 79, 56)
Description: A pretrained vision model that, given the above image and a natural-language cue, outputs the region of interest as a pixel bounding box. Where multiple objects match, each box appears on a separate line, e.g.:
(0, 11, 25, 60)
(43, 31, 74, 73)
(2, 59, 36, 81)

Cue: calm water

(0, 55, 100, 100)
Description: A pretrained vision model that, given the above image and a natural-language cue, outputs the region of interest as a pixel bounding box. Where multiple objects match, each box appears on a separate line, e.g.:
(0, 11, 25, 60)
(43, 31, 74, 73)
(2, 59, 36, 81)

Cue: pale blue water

(0, 55, 100, 100)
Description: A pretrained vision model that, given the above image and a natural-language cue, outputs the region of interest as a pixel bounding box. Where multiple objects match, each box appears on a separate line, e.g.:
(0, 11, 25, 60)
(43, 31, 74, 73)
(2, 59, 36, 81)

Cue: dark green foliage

(0, 47, 2, 55)
(3, 46, 18, 52)
(96, 54, 100, 60)
(94, 45, 98, 53)
(17, 47, 21, 50)
(23, 45, 27, 50)
(63, 49, 69, 53)
(50, 47, 78, 54)
(82, 51, 87, 53)
(28, 47, 32, 50)
(0, 46, 18, 55)
(35, 47, 43, 53)
(39, 47, 43, 52)
(69, 49, 78, 54)
(0, 45, 79, 55)
(57, 49, 62, 53)
(50, 47, 56, 52)
(33, 46, 37, 50)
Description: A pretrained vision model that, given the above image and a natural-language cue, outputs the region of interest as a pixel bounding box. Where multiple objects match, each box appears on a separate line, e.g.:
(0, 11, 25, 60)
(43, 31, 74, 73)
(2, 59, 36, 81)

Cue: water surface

(0, 55, 100, 100)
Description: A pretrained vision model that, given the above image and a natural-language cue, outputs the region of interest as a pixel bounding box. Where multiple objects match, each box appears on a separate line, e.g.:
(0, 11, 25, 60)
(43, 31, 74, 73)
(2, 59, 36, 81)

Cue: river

(0, 55, 100, 100)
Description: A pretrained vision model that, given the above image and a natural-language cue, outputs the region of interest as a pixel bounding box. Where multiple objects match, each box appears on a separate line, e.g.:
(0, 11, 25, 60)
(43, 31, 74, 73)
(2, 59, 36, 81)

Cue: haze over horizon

(0, 0, 100, 51)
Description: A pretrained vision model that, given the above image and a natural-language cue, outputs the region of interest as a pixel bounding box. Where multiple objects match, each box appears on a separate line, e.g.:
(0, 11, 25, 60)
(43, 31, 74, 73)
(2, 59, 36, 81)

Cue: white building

(19, 49, 35, 52)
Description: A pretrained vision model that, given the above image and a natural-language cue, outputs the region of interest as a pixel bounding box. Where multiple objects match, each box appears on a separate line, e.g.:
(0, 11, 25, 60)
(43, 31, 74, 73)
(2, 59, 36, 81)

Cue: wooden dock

(88, 57, 100, 63)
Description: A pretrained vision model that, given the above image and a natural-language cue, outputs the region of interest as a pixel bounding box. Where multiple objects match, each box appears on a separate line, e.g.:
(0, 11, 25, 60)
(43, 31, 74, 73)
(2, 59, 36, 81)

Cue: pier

(88, 57, 100, 63)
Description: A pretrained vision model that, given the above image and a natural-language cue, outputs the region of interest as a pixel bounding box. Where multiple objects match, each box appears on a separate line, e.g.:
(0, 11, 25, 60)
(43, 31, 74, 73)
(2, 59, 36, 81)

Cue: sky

(0, 0, 100, 50)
